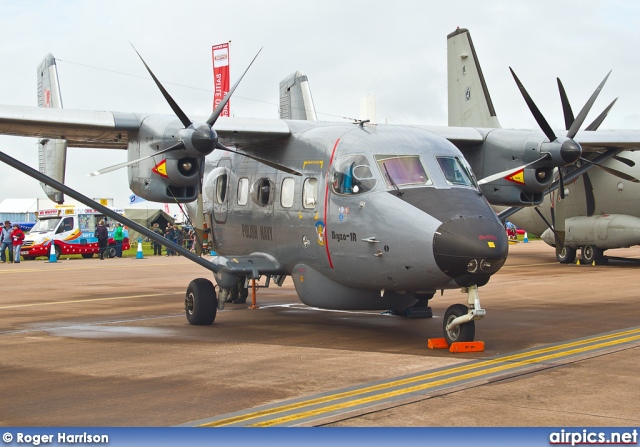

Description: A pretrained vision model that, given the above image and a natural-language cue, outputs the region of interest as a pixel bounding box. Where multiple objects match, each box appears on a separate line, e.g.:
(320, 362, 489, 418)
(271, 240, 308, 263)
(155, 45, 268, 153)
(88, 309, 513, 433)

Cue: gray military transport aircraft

(1, 30, 639, 345)
(446, 28, 640, 265)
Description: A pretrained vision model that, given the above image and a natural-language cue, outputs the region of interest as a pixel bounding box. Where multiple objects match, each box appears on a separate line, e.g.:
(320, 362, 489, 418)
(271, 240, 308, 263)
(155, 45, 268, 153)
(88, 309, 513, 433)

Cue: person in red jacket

(11, 224, 25, 264)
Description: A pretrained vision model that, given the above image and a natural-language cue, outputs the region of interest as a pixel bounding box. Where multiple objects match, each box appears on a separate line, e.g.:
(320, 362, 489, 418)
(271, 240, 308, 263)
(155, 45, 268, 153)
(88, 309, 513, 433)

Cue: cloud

(1, 1, 638, 206)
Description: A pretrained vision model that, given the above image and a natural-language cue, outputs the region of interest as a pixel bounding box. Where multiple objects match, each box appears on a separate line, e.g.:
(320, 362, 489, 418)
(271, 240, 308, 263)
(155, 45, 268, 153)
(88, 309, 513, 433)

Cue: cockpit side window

(436, 156, 476, 187)
(330, 155, 376, 195)
(374, 155, 431, 188)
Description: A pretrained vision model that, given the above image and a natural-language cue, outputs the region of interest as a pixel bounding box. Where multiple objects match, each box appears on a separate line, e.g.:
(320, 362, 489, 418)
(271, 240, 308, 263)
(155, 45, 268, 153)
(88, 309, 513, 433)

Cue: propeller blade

(567, 71, 611, 139)
(557, 78, 575, 130)
(89, 142, 185, 176)
(534, 206, 562, 246)
(477, 153, 550, 186)
(585, 98, 618, 131)
(583, 171, 595, 217)
(612, 154, 635, 167)
(558, 168, 565, 199)
(207, 48, 263, 126)
(510, 67, 557, 142)
(579, 157, 640, 183)
(554, 190, 566, 256)
(132, 44, 192, 128)
(216, 142, 301, 176)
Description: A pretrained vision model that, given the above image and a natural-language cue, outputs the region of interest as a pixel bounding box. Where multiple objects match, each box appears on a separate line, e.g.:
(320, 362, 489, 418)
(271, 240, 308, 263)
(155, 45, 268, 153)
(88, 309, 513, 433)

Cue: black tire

(582, 245, 603, 264)
(81, 253, 94, 259)
(106, 246, 117, 258)
(557, 246, 576, 264)
(22, 256, 36, 261)
(443, 304, 475, 345)
(54, 245, 61, 260)
(185, 278, 217, 325)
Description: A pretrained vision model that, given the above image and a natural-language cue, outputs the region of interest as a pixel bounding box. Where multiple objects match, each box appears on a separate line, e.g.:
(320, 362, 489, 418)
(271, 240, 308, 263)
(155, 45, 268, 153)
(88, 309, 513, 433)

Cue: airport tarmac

(0, 241, 638, 427)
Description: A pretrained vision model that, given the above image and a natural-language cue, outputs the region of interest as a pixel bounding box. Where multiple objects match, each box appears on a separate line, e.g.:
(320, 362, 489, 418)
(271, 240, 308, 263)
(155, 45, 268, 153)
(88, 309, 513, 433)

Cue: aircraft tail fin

(279, 71, 317, 120)
(36, 54, 67, 204)
(447, 28, 501, 128)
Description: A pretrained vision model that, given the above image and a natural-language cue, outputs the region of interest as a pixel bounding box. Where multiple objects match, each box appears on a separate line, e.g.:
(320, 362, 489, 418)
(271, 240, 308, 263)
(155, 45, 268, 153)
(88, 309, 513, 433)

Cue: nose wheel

(443, 304, 475, 345)
(443, 285, 485, 346)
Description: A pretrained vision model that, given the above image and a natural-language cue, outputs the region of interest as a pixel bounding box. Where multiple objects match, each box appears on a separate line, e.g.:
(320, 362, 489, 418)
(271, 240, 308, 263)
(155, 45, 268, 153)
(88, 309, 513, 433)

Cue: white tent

(0, 198, 39, 222)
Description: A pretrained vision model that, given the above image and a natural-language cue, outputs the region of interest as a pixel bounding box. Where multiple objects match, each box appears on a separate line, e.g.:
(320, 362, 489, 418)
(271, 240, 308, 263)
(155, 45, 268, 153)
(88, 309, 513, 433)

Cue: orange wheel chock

(427, 338, 449, 349)
(449, 341, 485, 353)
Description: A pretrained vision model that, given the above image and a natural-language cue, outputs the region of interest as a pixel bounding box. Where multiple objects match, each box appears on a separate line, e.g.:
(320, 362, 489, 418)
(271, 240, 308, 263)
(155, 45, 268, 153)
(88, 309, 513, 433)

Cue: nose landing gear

(443, 285, 485, 345)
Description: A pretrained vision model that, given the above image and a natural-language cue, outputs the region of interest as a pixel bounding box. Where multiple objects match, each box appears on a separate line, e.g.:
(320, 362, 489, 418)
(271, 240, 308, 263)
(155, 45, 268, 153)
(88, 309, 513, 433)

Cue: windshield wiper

(383, 162, 403, 196)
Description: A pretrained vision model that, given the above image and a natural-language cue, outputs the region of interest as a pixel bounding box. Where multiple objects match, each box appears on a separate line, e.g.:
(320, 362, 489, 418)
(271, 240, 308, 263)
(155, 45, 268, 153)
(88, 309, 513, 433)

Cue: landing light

(467, 259, 478, 273)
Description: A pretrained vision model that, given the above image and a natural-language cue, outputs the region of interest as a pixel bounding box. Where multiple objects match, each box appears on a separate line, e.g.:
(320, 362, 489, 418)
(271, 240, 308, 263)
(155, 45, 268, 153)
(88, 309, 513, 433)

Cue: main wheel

(556, 246, 576, 264)
(185, 278, 217, 325)
(54, 245, 61, 260)
(582, 245, 603, 264)
(443, 304, 475, 345)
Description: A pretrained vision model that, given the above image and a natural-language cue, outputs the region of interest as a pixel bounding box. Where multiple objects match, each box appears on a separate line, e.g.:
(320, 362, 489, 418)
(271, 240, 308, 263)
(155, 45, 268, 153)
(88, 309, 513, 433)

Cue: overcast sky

(1, 1, 639, 207)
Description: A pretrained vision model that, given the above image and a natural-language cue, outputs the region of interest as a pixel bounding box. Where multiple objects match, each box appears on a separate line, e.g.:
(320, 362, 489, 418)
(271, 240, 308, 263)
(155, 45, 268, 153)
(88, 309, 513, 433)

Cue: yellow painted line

(0, 292, 182, 310)
(251, 333, 640, 427)
(200, 327, 640, 427)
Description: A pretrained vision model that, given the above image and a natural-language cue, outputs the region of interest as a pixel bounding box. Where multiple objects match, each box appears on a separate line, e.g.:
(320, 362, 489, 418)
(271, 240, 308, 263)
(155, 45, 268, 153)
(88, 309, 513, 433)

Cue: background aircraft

(445, 28, 640, 265)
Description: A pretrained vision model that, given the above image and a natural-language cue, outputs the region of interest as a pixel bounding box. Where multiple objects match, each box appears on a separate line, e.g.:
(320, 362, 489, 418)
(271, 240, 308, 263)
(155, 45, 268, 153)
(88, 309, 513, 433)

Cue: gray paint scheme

(446, 28, 640, 259)
(279, 71, 317, 121)
(36, 54, 66, 203)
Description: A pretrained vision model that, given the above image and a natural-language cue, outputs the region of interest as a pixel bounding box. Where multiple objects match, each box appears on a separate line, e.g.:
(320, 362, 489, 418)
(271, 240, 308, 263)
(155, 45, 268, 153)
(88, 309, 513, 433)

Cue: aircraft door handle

(361, 236, 379, 243)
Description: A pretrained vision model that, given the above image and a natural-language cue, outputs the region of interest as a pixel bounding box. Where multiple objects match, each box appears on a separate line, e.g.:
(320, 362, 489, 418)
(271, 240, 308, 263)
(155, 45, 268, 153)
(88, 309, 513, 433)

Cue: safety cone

(48, 242, 57, 263)
(523, 232, 529, 243)
(135, 239, 144, 259)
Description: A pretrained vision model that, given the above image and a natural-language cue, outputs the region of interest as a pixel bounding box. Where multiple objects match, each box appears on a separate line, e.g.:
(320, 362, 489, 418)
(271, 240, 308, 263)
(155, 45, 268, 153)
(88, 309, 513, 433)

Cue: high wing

(0, 105, 291, 150)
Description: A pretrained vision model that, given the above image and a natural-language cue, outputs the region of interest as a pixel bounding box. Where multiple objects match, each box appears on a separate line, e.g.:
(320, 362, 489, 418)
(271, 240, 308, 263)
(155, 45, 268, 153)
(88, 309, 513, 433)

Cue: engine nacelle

(127, 115, 201, 203)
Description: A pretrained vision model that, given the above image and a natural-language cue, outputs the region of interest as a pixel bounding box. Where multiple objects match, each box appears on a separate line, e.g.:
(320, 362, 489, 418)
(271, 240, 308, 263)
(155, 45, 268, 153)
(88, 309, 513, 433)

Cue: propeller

(90, 47, 301, 177)
(511, 68, 619, 256)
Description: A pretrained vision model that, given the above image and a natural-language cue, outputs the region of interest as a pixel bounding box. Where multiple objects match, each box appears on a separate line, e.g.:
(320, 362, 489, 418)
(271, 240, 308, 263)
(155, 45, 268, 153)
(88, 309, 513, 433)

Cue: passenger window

(303, 178, 318, 208)
(251, 178, 275, 206)
(330, 155, 376, 195)
(237, 178, 249, 205)
(281, 177, 295, 208)
(215, 173, 228, 204)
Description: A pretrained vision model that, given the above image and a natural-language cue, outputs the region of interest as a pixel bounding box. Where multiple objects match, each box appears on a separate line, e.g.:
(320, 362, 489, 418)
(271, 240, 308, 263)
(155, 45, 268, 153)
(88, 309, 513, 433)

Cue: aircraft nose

(433, 218, 508, 287)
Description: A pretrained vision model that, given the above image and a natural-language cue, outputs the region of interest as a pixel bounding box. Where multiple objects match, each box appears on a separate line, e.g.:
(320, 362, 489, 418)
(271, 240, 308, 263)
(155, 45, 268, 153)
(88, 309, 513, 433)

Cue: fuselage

(193, 121, 507, 307)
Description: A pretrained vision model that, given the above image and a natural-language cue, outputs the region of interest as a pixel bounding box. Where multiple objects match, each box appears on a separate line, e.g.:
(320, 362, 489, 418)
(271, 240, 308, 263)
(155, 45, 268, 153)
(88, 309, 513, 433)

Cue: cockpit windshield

(436, 156, 477, 187)
(374, 155, 431, 188)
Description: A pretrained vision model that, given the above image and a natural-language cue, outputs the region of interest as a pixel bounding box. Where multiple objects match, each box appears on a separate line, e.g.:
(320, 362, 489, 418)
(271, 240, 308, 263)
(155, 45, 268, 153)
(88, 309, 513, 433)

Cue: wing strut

(0, 149, 219, 274)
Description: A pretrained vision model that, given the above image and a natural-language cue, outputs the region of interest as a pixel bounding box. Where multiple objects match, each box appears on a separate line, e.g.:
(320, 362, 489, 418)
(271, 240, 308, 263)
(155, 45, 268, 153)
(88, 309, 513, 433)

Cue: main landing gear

(556, 245, 606, 265)
(184, 278, 217, 325)
(443, 285, 485, 345)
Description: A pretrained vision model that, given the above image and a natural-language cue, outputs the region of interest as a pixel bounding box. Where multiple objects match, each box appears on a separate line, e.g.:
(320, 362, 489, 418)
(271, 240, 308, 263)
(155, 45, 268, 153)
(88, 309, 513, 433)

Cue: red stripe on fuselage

(323, 138, 341, 269)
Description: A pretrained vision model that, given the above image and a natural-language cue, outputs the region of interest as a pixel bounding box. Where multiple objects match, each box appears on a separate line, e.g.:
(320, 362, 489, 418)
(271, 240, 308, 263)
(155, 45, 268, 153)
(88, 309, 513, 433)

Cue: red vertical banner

(212, 43, 230, 116)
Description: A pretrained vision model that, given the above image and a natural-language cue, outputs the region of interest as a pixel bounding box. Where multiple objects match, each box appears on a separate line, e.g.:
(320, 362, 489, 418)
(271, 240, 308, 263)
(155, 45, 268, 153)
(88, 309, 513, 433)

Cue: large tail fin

(37, 54, 67, 204)
(447, 28, 500, 128)
(279, 71, 317, 120)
